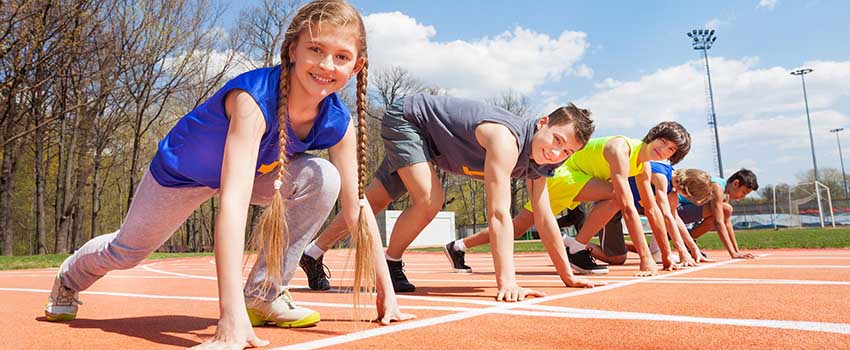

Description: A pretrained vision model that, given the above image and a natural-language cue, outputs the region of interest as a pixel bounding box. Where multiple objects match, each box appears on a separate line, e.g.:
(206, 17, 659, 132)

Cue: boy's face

(727, 180, 753, 201)
(531, 117, 583, 165)
(646, 137, 678, 162)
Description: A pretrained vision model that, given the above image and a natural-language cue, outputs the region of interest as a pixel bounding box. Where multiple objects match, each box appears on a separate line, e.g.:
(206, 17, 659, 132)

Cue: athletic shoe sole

(570, 263, 609, 275)
(44, 309, 76, 322)
(246, 308, 320, 328)
(442, 245, 472, 273)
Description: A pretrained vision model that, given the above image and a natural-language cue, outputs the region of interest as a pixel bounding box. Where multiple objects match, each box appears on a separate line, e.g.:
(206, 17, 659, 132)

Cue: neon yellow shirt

(526, 136, 645, 213)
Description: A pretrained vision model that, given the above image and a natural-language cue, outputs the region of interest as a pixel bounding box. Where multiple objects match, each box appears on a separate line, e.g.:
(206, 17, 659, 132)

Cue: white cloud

(576, 58, 850, 185)
(758, 0, 778, 10)
(705, 18, 722, 30)
(363, 12, 590, 99)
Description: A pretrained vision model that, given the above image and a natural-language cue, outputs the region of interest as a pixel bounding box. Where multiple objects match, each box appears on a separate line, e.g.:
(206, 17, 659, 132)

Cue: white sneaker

(44, 275, 82, 322)
(246, 290, 320, 328)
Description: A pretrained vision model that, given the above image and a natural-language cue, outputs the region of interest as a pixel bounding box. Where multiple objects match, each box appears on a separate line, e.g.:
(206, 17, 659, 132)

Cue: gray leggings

(60, 153, 340, 301)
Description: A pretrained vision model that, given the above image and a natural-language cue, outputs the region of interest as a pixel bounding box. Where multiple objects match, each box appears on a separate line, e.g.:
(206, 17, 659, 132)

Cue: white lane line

(7, 284, 850, 335)
(492, 308, 850, 335)
(716, 264, 850, 269)
(268, 255, 757, 350)
(760, 257, 850, 260)
(141, 263, 215, 280)
(0, 274, 190, 279)
(0, 287, 479, 313)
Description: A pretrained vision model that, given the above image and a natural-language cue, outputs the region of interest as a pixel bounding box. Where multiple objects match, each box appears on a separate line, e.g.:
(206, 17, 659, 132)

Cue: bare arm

(708, 186, 737, 257)
(659, 188, 695, 265)
(527, 176, 602, 288)
(476, 123, 542, 301)
(328, 121, 413, 324)
(605, 139, 657, 276)
(200, 90, 269, 349)
(652, 174, 694, 267)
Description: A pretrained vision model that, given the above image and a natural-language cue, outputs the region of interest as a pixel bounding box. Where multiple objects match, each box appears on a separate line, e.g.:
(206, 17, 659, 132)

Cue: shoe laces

(584, 247, 601, 266)
(306, 257, 331, 280)
(51, 284, 82, 307)
(389, 261, 407, 278)
(277, 290, 297, 310)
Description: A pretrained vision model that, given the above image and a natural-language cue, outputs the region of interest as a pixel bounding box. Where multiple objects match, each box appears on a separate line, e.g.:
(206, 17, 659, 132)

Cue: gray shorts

(375, 98, 432, 200)
(677, 203, 705, 225)
(597, 212, 628, 257)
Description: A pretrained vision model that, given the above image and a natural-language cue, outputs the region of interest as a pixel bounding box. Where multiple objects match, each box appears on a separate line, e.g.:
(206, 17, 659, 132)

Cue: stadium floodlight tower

(791, 68, 823, 226)
(687, 28, 723, 178)
(829, 127, 850, 209)
(791, 68, 818, 183)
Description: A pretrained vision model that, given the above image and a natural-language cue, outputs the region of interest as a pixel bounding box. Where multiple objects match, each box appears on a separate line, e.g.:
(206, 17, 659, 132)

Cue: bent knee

(608, 254, 627, 265)
(410, 192, 444, 218)
(296, 157, 341, 204)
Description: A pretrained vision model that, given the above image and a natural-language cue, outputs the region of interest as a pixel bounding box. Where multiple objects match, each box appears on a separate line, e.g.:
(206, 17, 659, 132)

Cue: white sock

(385, 252, 402, 262)
(453, 239, 467, 252)
(304, 242, 325, 259)
(649, 238, 660, 255)
(564, 235, 587, 254)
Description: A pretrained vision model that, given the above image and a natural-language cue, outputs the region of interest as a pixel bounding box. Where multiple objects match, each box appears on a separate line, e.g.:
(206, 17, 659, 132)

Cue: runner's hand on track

(662, 255, 682, 271)
(680, 254, 698, 267)
(377, 294, 416, 325)
(496, 283, 545, 302)
(191, 313, 269, 350)
(732, 251, 756, 259)
(636, 259, 659, 277)
(563, 275, 606, 288)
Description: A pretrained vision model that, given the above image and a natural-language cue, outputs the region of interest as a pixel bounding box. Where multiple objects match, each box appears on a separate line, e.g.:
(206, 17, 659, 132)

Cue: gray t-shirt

(403, 94, 560, 180)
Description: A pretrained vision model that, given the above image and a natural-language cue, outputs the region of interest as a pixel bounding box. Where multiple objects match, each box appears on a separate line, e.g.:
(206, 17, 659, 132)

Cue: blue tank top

(679, 176, 726, 205)
(628, 161, 673, 210)
(149, 65, 350, 188)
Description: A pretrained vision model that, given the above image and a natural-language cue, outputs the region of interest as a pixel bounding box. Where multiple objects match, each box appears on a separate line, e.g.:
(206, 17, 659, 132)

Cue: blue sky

(224, 0, 850, 195)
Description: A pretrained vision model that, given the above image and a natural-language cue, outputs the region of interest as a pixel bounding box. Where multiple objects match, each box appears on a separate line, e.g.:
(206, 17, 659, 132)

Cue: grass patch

(412, 227, 850, 254)
(0, 252, 213, 271)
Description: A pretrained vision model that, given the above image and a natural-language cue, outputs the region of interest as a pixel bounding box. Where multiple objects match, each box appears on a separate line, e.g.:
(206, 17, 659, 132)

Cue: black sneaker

(443, 241, 472, 273)
(556, 206, 586, 231)
(567, 247, 609, 275)
(386, 259, 416, 293)
(299, 254, 331, 291)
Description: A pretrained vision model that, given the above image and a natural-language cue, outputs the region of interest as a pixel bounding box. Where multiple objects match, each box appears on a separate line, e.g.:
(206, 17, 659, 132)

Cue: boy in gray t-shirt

(302, 94, 601, 301)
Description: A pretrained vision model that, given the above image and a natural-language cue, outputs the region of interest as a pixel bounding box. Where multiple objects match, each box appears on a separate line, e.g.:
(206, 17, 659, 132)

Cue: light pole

(830, 127, 850, 209)
(687, 29, 723, 178)
(791, 68, 818, 182)
(791, 68, 823, 226)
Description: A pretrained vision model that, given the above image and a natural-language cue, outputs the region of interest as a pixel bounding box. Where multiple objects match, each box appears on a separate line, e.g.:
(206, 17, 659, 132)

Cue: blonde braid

(246, 43, 292, 299)
(352, 61, 374, 321)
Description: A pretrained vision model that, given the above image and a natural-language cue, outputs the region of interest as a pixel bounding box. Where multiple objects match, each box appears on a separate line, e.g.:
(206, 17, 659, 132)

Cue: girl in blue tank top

(45, 1, 413, 348)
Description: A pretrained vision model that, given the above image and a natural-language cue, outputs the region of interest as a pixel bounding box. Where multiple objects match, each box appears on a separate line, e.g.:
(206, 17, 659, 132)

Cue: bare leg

(689, 205, 716, 239)
(571, 179, 618, 244)
(313, 180, 394, 251)
(385, 162, 443, 259)
(586, 242, 627, 265)
(462, 209, 535, 248)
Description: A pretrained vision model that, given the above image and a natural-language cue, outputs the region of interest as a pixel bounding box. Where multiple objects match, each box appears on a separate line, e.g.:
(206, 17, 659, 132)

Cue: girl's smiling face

(289, 24, 365, 100)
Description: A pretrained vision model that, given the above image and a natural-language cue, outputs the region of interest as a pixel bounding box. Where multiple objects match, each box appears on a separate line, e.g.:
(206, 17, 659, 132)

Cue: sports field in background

(4, 227, 848, 271)
(414, 227, 850, 253)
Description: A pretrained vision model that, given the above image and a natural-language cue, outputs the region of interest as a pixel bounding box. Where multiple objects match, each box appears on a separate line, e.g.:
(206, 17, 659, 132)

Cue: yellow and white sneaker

(44, 275, 82, 322)
(246, 290, 320, 328)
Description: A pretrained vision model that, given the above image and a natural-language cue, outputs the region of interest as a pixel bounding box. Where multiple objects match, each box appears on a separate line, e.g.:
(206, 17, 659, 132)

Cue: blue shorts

(677, 203, 705, 225)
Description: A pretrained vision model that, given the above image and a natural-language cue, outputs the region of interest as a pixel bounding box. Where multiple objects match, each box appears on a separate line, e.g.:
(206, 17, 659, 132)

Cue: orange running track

(2, 248, 850, 349)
